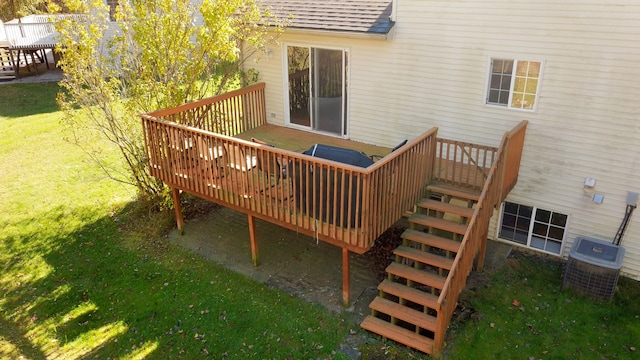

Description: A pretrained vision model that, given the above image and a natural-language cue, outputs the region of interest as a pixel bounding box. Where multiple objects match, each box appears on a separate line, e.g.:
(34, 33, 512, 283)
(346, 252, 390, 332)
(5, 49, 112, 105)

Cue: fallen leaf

(512, 299, 520, 306)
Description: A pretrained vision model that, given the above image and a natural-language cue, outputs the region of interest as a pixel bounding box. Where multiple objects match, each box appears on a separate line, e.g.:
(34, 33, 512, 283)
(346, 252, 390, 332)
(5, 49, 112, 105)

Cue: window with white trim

(486, 59, 542, 111)
(499, 201, 568, 255)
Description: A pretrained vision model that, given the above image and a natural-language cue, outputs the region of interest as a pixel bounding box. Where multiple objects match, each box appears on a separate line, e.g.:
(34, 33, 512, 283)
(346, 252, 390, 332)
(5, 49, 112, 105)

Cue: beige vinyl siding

(397, 1, 640, 278)
(247, 1, 640, 279)
(245, 42, 285, 125)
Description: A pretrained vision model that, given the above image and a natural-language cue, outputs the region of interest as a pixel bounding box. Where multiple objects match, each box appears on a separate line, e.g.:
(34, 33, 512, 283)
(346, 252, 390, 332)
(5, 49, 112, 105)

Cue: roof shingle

(262, 0, 394, 34)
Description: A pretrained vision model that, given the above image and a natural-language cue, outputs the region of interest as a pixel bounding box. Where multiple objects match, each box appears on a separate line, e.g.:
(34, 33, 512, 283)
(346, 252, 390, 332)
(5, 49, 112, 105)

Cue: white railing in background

(3, 14, 86, 50)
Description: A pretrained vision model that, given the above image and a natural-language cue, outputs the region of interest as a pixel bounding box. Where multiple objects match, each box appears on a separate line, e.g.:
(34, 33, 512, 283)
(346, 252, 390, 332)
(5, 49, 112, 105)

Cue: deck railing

(434, 138, 497, 191)
(433, 120, 528, 351)
(4, 22, 56, 49)
(3, 14, 87, 50)
(147, 82, 267, 136)
(141, 83, 437, 252)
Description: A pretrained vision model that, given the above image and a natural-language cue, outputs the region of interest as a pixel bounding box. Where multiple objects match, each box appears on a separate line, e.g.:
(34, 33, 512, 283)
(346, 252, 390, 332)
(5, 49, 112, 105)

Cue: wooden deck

(238, 124, 391, 157)
(140, 83, 528, 317)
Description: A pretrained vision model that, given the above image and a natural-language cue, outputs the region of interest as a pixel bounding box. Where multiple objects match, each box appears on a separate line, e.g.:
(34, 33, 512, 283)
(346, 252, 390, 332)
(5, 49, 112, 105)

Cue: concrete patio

(166, 206, 513, 323)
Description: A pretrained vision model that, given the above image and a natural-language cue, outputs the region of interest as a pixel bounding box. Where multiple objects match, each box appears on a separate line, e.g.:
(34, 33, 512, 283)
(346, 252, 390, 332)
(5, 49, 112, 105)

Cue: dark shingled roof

(262, 0, 394, 34)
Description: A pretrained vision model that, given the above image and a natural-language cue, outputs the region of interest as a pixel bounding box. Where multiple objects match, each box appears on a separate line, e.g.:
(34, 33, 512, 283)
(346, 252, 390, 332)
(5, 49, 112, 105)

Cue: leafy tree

(0, 0, 66, 21)
(55, 0, 282, 207)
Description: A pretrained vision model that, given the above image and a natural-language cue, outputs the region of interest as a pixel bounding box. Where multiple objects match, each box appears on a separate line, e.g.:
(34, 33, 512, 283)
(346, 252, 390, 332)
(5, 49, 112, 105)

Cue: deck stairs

(361, 182, 482, 355)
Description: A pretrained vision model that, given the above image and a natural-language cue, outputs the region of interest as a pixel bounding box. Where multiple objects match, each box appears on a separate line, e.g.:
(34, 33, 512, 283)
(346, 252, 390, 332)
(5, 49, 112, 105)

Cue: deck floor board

(238, 124, 391, 159)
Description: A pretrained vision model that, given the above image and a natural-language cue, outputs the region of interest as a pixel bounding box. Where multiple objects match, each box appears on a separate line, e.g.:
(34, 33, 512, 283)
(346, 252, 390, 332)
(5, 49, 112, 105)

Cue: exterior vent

(563, 237, 625, 300)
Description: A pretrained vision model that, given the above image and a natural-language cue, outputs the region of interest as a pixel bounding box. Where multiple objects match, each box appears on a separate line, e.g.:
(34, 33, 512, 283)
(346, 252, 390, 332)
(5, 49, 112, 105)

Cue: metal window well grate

(563, 237, 625, 301)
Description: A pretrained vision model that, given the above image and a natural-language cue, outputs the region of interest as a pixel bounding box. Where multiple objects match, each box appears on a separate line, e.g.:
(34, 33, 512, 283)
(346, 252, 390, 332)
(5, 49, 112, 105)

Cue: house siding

(247, 1, 640, 280)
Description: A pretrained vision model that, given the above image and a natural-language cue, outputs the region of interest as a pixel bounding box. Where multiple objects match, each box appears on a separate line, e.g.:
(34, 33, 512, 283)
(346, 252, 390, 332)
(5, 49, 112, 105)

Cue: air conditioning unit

(563, 237, 625, 301)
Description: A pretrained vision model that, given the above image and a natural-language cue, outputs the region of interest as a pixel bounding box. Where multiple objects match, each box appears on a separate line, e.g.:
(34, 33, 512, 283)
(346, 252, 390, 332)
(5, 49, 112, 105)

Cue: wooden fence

(141, 83, 438, 253)
(433, 120, 528, 351)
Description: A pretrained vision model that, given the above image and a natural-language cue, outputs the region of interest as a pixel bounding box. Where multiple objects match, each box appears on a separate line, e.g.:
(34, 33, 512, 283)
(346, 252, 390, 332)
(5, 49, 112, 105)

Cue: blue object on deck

(293, 144, 372, 227)
(302, 144, 374, 168)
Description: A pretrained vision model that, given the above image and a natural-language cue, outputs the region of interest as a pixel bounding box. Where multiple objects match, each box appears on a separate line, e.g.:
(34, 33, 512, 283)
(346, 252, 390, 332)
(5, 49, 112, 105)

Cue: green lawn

(0, 83, 351, 359)
(2, 82, 639, 360)
(445, 251, 640, 359)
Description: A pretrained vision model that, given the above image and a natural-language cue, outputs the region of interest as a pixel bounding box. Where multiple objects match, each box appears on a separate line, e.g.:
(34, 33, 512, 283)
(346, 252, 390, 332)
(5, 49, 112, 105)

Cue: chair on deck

(222, 142, 259, 195)
(369, 139, 408, 161)
(191, 135, 225, 185)
(164, 128, 188, 175)
(251, 137, 284, 185)
(164, 129, 222, 184)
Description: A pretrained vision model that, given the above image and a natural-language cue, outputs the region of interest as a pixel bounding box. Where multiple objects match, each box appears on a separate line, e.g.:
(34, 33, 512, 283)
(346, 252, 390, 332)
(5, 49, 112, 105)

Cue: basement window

(498, 201, 568, 255)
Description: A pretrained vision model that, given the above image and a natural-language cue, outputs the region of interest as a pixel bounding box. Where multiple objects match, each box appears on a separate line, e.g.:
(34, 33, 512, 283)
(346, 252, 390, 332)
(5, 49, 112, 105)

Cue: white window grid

(498, 202, 568, 256)
(486, 58, 543, 112)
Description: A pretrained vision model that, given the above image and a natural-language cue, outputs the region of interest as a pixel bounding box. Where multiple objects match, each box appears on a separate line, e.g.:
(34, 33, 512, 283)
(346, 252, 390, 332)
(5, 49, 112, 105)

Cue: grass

(445, 251, 640, 359)
(358, 250, 640, 359)
(2, 82, 639, 360)
(0, 83, 352, 359)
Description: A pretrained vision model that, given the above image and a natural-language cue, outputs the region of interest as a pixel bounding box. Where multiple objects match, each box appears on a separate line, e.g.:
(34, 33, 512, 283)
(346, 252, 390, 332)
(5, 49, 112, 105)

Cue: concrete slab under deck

(167, 206, 380, 317)
(167, 206, 513, 323)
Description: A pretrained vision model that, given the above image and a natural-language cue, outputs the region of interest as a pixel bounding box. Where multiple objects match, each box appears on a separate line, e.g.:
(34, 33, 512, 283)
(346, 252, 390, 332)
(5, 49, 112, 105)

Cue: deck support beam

(342, 248, 350, 307)
(248, 214, 259, 266)
(172, 188, 184, 234)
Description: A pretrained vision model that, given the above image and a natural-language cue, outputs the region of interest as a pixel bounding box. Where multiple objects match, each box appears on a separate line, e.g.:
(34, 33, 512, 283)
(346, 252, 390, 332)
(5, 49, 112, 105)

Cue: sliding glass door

(286, 45, 348, 136)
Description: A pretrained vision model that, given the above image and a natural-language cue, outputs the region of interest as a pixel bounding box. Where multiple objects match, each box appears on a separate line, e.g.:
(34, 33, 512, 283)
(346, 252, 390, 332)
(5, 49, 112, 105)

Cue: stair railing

(434, 138, 497, 191)
(498, 120, 528, 203)
(433, 120, 527, 353)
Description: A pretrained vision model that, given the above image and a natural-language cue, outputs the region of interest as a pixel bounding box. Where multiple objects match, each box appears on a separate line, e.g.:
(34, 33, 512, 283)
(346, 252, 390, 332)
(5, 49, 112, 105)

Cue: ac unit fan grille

(563, 257, 620, 300)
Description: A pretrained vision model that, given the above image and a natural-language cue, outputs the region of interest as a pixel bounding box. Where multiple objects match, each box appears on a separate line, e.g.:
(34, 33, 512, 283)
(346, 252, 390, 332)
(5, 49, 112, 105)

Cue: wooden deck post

(476, 228, 489, 272)
(171, 188, 184, 234)
(248, 214, 259, 266)
(342, 248, 350, 307)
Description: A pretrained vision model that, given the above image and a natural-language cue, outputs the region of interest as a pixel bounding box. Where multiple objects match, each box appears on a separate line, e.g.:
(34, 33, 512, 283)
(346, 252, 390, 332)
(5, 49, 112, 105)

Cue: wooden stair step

(402, 229, 461, 253)
(378, 279, 439, 310)
(361, 316, 434, 355)
(417, 198, 475, 218)
(410, 213, 468, 235)
(369, 296, 437, 332)
(386, 262, 446, 290)
(427, 183, 481, 202)
(394, 245, 454, 270)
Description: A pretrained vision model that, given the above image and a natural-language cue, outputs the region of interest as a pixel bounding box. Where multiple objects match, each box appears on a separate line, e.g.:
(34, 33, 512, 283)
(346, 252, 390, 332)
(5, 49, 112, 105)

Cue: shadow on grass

(1, 198, 349, 359)
(0, 314, 48, 359)
(1, 202, 171, 359)
(0, 83, 61, 118)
